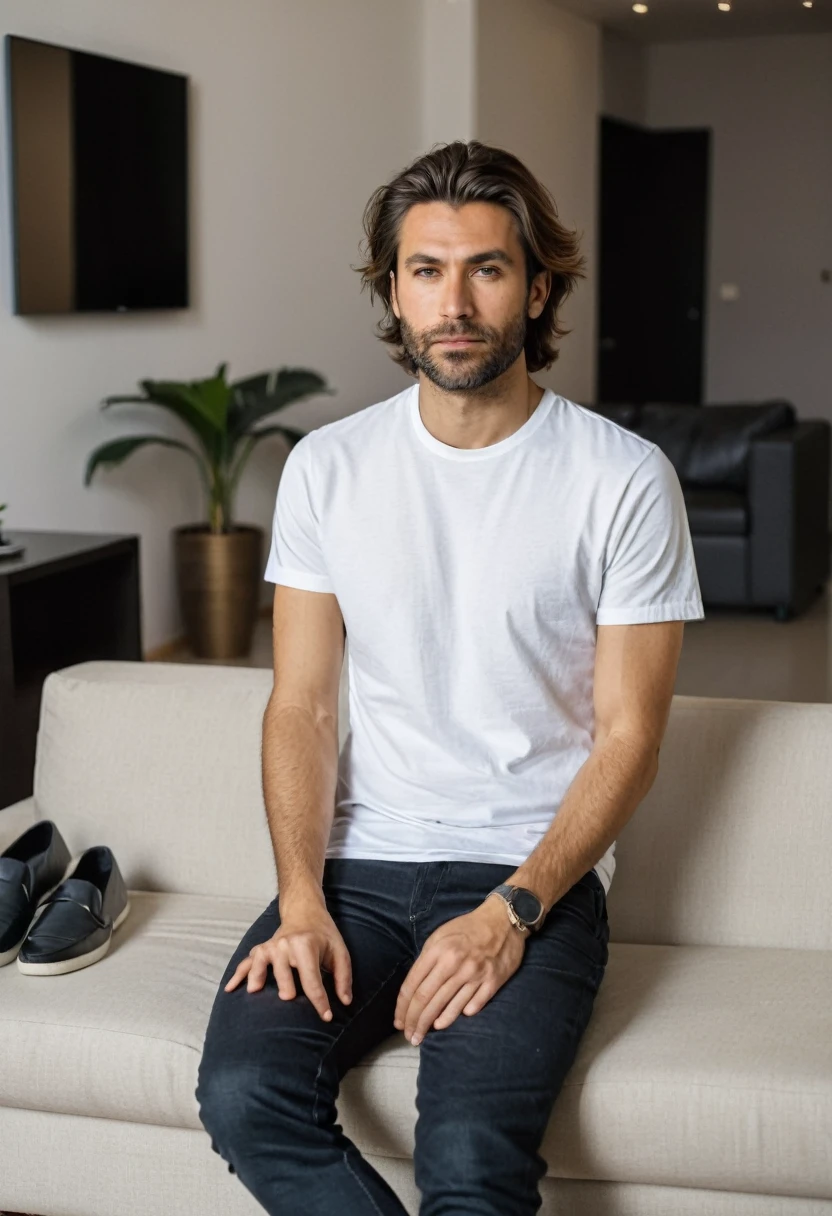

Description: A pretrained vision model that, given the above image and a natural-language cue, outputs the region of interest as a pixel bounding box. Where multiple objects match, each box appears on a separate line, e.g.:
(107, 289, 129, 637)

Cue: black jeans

(195, 858, 609, 1216)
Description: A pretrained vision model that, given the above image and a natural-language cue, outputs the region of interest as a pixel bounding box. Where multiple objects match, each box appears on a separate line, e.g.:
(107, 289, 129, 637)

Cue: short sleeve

(263, 433, 335, 593)
(595, 444, 705, 625)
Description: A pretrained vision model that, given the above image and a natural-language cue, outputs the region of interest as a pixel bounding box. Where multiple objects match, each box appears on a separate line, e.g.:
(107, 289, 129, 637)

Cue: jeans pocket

(533, 873, 606, 973)
(576, 870, 606, 938)
(587, 873, 610, 972)
(589, 870, 608, 926)
(549, 872, 600, 940)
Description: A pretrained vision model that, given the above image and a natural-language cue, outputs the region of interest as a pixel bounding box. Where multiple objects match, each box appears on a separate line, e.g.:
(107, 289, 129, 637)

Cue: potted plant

(84, 363, 335, 658)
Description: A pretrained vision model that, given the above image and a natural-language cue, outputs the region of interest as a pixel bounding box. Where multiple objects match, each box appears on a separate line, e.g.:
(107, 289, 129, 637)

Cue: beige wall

(477, 0, 601, 404)
(601, 28, 646, 126)
(422, 0, 477, 146)
(1, 1, 602, 651)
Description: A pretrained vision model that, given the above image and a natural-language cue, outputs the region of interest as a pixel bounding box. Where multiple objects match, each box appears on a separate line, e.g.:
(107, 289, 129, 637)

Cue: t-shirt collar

(408, 382, 555, 462)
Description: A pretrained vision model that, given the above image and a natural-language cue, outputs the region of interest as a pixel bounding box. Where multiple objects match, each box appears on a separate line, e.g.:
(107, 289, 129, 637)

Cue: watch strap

(488, 883, 545, 933)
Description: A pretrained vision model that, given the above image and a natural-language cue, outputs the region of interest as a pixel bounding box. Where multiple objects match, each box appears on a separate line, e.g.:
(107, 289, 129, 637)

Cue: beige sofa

(0, 658, 830, 1216)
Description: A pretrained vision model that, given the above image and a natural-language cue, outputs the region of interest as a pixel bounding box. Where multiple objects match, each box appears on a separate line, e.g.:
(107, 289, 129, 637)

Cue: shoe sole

(16, 897, 131, 976)
(0, 859, 78, 967)
(0, 933, 29, 967)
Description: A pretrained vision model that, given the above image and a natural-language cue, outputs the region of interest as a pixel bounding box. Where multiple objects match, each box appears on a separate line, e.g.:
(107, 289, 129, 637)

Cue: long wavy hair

(353, 140, 587, 376)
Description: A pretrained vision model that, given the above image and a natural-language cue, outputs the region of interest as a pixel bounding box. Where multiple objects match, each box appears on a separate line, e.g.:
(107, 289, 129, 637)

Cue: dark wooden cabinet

(0, 530, 142, 809)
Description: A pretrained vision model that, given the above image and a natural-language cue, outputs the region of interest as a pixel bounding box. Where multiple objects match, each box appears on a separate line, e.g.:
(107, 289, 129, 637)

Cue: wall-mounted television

(4, 35, 189, 315)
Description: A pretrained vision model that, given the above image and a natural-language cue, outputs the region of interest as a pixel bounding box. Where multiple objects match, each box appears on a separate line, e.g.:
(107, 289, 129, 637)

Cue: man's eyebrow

(402, 249, 515, 269)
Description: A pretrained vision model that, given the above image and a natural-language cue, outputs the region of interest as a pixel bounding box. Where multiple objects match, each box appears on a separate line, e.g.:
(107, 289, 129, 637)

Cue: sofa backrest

(34, 661, 279, 902)
(32, 661, 832, 951)
(610, 694, 831, 951)
(585, 400, 796, 490)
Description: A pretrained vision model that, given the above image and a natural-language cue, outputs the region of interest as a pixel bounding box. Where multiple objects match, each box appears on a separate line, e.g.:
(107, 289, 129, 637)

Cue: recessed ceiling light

(803, 1, 813, 7)
(632, 3, 648, 12)
(717, 1, 731, 9)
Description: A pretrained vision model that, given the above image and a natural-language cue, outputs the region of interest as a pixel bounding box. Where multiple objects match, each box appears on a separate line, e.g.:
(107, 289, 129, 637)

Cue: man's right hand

(223, 895, 353, 1022)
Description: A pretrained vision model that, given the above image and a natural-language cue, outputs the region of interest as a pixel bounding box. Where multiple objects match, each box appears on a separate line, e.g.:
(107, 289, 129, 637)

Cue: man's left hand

(393, 895, 527, 1045)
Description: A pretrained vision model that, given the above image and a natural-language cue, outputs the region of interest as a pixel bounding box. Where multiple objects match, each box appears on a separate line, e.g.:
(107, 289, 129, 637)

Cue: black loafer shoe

(0, 820, 73, 966)
(17, 845, 130, 976)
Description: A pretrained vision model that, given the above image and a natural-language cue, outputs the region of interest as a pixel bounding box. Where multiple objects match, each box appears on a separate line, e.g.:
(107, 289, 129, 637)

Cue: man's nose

(439, 272, 475, 319)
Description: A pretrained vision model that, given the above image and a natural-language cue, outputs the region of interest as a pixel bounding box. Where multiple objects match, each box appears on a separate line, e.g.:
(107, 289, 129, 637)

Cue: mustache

(430, 329, 485, 341)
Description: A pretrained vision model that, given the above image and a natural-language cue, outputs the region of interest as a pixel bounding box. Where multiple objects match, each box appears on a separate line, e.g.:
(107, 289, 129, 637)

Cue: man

(195, 139, 705, 1216)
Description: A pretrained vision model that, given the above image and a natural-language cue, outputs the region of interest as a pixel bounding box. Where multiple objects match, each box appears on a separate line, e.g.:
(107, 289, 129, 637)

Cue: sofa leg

(774, 604, 794, 622)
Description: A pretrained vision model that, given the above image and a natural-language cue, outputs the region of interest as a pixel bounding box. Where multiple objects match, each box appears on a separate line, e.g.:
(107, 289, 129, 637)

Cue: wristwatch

(487, 883, 546, 936)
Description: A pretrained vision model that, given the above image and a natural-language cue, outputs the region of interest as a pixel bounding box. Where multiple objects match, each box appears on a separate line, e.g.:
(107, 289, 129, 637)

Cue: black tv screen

(5, 35, 189, 314)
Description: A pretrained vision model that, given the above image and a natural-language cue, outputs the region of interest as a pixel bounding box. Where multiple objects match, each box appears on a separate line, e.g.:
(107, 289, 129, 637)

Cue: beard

(398, 297, 530, 393)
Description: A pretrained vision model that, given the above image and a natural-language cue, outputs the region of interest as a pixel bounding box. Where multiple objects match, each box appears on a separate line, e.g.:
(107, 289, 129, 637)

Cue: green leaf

(103, 387, 216, 457)
(227, 425, 308, 500)
(83, 435, 210, 497)
(102, 369, 232, 468)
(92, 364, 331, 529)
(184, 367, 231, 433)
(227, 367, 334, 445)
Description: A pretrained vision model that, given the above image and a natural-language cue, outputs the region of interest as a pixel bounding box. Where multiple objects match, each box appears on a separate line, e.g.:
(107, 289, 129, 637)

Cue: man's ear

(528, 269, 551, 320)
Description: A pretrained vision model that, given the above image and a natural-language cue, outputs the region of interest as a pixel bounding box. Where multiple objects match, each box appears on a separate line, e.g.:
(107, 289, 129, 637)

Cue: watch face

(512, 888, 542, 924)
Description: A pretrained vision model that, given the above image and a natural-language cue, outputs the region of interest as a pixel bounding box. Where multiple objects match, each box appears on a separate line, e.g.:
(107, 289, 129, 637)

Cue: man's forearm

(261, 697, 340, 907)
(501, 734, 658, 915)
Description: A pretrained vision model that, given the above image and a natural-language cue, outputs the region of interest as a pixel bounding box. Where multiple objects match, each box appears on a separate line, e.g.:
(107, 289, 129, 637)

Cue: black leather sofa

(584, 401, 831, 621)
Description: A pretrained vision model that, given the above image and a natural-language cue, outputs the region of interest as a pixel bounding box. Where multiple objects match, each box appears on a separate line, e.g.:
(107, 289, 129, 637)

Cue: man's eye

(414, 267, 498, 278)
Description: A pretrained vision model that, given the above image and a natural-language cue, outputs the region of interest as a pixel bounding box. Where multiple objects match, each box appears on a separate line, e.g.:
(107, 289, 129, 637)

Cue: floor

(156, 580, 832, 705)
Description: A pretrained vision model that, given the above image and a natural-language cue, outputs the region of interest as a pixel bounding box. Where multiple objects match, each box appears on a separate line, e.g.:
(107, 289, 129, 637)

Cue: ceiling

(553, 0, 832, 42)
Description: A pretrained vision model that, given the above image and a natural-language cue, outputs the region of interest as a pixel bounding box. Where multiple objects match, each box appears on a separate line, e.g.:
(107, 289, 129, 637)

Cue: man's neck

(417, 377, 544, 452)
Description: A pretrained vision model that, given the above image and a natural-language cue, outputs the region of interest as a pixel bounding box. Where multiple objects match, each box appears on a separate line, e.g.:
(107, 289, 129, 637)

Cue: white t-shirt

(264, 381, 705, 895)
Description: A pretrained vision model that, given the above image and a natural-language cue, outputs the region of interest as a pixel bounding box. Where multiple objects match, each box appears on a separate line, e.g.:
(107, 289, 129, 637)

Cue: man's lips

(435, 337, 481, 345)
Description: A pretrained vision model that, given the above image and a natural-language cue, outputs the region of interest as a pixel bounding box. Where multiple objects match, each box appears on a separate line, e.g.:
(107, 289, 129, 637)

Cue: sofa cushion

(1, 893, 828, 1199)
(0, 890, 264, 1129)
(683, 489, 748, 535)
(610, 695, 832, 952)
(33, 662, 280, 901)
(31, 660, 353, 904)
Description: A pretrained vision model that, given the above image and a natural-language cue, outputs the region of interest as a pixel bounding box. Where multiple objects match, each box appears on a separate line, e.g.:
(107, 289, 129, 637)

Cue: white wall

(0, 0, 423, 651)
(476, 0, 601, 404)
(645, 34, 832, 424)
(1, 0, 602, 652)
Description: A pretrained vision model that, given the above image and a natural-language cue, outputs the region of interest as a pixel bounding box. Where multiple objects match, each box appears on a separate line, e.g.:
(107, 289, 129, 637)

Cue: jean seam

(408, 861, 451, 951)
(311, 958, 408, 1128)
(342, 1148, 387, 1216)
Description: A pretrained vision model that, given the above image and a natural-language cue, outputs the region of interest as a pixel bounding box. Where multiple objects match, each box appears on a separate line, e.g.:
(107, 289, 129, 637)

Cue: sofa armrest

(748, 420, 831, 609)
(0, 796, 37, 848)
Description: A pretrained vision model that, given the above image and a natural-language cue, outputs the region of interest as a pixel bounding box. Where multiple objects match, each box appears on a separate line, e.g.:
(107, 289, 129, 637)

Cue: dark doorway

(597, 116, 711, 405)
